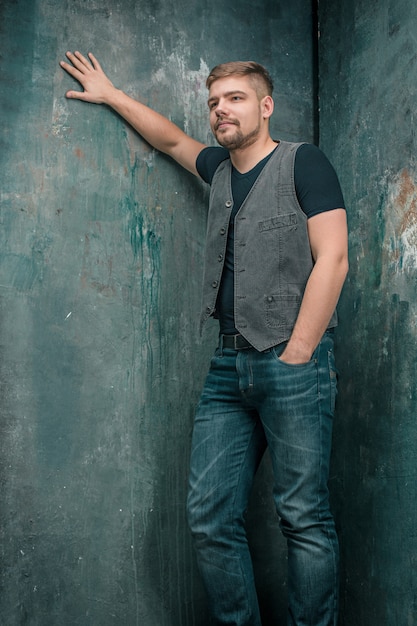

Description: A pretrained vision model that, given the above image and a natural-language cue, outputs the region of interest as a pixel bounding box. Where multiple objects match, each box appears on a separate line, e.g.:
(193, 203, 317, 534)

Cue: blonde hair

(206, 61, 274, 99)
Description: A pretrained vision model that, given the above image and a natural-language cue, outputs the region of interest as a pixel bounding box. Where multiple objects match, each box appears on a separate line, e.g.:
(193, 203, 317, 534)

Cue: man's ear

(262, 95, 274, 119)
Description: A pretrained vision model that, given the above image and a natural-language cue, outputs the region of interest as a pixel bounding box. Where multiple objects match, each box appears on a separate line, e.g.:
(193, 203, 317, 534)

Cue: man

(60, 51, 348, 626)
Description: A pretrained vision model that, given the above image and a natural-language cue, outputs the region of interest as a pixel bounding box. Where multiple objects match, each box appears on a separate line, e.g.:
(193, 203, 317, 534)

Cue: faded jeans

(187, 331, 339, 626)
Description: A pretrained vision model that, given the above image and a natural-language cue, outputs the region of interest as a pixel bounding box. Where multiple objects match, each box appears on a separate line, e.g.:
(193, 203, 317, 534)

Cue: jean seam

(230, 418, 261, 624)
(317, 338, 339, 622)
(327, 348, 337, 414)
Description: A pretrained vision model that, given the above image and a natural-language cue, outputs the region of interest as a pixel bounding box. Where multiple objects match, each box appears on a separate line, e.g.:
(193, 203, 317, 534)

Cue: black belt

(221, 333, 252, 350)
(222, 329, 334, 351)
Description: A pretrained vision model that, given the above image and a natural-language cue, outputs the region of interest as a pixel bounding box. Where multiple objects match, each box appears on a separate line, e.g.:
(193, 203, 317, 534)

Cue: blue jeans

(187, 331, 339, 626)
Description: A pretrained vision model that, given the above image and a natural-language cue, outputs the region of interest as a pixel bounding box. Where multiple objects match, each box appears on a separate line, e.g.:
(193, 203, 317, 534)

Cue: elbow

(333, 246, 349, 279)
(317, 251, 349, 279)
(335, 256, 349, 292)
(341, 255, 349, 282)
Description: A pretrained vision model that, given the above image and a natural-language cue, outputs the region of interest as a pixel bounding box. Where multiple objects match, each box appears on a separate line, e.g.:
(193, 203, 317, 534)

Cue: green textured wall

(0, 1, 317, 624)
(319, 1, 417, 624)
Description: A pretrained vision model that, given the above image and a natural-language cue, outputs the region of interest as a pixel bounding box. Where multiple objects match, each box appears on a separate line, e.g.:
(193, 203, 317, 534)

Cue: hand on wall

(60, 51, 117, 105)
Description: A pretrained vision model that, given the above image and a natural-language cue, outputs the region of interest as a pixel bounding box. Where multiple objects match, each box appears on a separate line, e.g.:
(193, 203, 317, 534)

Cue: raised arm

(60, 51, 206, 175)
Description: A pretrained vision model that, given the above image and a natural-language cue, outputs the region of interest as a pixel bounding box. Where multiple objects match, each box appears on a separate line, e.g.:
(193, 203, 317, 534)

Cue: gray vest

(200, 140, 337, 351)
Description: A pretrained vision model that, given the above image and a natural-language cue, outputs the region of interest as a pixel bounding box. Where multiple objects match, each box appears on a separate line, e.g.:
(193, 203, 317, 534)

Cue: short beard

(215, 120, 261, 151)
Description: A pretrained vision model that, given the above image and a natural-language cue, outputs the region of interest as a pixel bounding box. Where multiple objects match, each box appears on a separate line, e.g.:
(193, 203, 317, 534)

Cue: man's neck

(229, 137, 279, 174)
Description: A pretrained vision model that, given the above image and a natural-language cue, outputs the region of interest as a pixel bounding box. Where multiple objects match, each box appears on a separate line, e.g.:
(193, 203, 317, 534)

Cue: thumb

(66, 90, 89, 101)
(66, 90, 78, 98)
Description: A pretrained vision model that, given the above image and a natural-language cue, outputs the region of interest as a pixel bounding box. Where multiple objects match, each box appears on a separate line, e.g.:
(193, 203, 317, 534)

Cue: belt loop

(218, 333, 224, 357)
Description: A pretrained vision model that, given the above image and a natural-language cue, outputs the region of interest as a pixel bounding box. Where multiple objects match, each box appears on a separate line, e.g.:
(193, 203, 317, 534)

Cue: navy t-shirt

(196, 143, 345, 335)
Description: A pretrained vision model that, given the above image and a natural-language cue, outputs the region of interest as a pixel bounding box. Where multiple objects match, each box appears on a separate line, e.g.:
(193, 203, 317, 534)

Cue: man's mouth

(215, 119, 238, 131)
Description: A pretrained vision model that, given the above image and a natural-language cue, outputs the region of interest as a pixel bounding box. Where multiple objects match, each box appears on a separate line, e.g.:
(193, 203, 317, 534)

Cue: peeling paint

(150, 51, 211, 139)
(383, 168, 417, 274)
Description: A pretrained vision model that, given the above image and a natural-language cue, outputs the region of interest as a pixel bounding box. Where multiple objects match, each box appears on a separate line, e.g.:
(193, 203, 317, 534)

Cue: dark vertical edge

(312, 0, 320, 145)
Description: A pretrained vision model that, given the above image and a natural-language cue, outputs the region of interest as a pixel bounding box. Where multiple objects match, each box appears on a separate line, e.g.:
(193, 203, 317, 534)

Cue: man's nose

(214, 100, 227, 116)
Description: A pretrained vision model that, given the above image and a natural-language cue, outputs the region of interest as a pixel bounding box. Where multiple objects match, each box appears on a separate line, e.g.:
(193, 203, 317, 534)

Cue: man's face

(207, 75, 265, 151)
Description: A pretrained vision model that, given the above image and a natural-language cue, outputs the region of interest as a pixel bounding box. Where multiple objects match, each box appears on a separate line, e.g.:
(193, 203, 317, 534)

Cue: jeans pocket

(271, 343, 317, 368)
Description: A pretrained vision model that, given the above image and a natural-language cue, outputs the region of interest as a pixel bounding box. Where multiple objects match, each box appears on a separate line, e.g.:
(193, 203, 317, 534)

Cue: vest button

(267, 296, 274, 303)
(220, 228, 226, 235)
(212, 280, 218, 288)
(225, 200, 232, 208)
(218, 254, 223, 261)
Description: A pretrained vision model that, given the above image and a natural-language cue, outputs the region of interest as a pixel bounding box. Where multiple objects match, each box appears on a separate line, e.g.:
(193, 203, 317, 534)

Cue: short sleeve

(196, 146, 230, 184)
(294, 144, 345, 218)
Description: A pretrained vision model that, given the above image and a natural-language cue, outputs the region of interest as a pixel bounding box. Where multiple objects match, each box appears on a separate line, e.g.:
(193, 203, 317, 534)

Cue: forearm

(281, 256, 348, 363)
(105, 87, 188, 156)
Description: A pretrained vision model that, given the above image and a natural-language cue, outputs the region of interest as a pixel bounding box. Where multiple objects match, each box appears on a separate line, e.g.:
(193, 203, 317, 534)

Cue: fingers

(60, 51, 97, 98)
(59, 61, 80, 83)
(60, 54, 89, 100)
(87, 52, 102, 72)
(60, 51, 104, 82)
(60, 50, 110, 104)
(64, 51, 93, 73)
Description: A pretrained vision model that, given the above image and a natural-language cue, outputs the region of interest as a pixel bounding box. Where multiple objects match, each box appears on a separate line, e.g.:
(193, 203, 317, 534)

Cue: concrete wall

(319, 1, 417, 624)
(0, 1, 316, 624)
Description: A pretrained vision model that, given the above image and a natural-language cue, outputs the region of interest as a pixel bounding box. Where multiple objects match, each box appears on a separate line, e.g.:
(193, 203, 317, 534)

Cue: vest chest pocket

(265, 294, 301, 328)
(258, 212, 297, 232)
